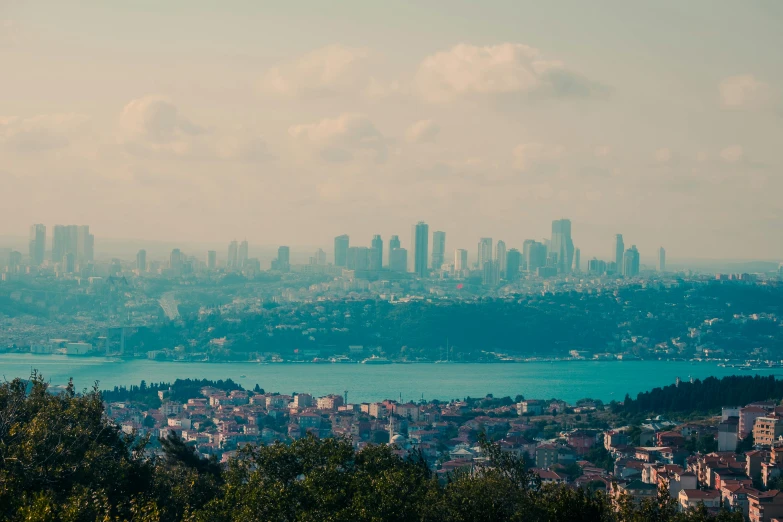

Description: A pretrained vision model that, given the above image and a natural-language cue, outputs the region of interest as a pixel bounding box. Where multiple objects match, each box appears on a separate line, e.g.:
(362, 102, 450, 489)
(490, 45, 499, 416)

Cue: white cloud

(719, 145, 744, 163)
(289, 113, 387, 163)
(414, 43, 597, 102)
(119, 95, 204, 144)
(719, 75, 770, 108)
(261, 45, 372, 97)
(512, 142, 564, 171)
(405, 119, 440, 143)
(0, 113, 89, 153)
(654, 148, 672, 163)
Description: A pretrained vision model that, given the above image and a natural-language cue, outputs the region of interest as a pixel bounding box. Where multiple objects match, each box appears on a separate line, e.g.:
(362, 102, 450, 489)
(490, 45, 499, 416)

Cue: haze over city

(2, 2, 783, 260)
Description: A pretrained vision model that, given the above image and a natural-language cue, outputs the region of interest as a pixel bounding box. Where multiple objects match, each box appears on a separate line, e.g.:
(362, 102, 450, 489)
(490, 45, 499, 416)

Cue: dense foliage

(101, 378, 246, 408)
(0, 374, 743, 521)
(615, 375, 783, 416)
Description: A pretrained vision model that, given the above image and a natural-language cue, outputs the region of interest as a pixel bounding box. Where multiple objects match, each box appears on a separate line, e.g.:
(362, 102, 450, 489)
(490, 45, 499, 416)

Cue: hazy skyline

(2, 2, 782, 260)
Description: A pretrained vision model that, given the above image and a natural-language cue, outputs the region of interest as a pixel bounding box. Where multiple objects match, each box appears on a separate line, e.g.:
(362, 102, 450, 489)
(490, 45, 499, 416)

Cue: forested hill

(614, 375, 783, 416)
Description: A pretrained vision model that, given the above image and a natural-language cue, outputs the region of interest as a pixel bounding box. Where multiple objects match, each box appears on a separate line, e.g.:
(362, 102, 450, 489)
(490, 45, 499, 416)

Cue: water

(0, 354, 773, 404)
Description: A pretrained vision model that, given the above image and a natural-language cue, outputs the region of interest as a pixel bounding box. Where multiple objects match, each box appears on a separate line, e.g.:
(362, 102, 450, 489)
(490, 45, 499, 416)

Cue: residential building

(227, 240, 238, 269)
(454, 249, 468, 273)
(389, 247, 407, 273)
(679, 489, 721, 512)
(136, 249, 147, 272)
(754, 416, 783, 447)
(206, 250, 217, 270)
(371, 235, 383, 270)
(748, 490, 783, 522)
(658, 247, 666, 272)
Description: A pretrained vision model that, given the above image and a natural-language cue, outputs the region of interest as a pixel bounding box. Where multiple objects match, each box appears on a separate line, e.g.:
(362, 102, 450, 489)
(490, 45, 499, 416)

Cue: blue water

(0, 354, 773, 404)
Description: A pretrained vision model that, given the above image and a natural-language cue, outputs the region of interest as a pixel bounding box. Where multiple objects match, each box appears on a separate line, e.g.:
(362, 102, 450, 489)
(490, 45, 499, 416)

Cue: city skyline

(1, 3, 782, 260)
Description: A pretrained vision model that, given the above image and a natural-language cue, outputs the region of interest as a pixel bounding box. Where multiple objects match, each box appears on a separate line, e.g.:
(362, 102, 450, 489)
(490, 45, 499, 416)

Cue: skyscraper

(276, 246, 290, 272)
(28, 224, 46, 266)
(238, 240, 249, 268)
(388, 235, 400, 266)
(411, 221, 429, 277)
(574, 247, 581, 273)
(76, 225, 94, 263)
(389, 247, 407, 272)
(522, 239, 535, 270)
(658, 247, 666, 272)
(170, 248, 183, 275)
(550, 219, 574, 274)
(623, 245, 640, 277)
(454, 249, 468, 272)
(526, 241, 547, 273)
(206, 250, 217, 270)
(495, 240, 506, 278)
(371, 235, 383, 270)
(227, 240, 238, 269)
(506, 249, 521, 282)
(136, 249, 147, 272)
(431, 231, 446, 270)
(334, 235, 349, 267)
(614, 234, 624, 275)
(482, 260, 498, 286)
(52, 225, 80, 264)
(478, 238, 492, 271)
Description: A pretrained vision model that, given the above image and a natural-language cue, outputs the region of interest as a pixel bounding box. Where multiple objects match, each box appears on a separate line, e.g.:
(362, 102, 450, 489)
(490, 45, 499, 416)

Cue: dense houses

(105, 390, 783, 520)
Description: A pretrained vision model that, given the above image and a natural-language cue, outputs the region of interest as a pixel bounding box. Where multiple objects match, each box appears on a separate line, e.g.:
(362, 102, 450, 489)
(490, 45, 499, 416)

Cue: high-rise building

(388, 235, 400, 266)
(227, 240, 238, 269)
(371, 235, 383, 270)
(347, 246, 369, 271)
(454, 249, 468, 272)
(28, 224, 46, 266)
(550, 219, 574, 274)
(526, 241, 547, 273)
(614, 234, 624, 275)
(623, 245, 640, 277)
(506, 249, 521, 282)
(478, 238, 492, 271)
(310, 248, 327, 266)
(482, 260, 498, 286)
(62, 252, 75, 273)
(431, 231, 446, 270)
(587, 258, 606, 275)
(170, 248, 183, 274)
(52, 225, 80, 265)
(410, 221, 429, 277)
(76, 225, 94, 263)
(573, 247, 581, 273)
(334, 235, 349, 267)
(238, 240, 249, 268)
(495, 240, 507, 278)
(136, 249, 147, 272)
(389, 247, 407, 272)
(276, 246, 290, 272)
(658, 247, 666, 272)
(206, 250, 217, 270)
(522, 239, 535, 270)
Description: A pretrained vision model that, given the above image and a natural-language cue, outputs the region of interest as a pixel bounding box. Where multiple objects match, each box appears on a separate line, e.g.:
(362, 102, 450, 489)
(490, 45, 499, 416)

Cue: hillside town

(105, 383, 783, 521)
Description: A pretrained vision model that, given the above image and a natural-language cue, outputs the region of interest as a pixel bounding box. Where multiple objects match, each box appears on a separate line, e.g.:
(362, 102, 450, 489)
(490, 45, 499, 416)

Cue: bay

(0, 354, 775, 404)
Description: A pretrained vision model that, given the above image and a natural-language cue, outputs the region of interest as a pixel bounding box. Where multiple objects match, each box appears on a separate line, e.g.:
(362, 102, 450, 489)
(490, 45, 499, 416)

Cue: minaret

(388, 415, 395, 442)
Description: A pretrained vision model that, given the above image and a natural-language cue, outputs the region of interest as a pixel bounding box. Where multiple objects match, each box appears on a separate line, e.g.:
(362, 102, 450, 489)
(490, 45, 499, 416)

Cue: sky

(1, 1, 782, 262)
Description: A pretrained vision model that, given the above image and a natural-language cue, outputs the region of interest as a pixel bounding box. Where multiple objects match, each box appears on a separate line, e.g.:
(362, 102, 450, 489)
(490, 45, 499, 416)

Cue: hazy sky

(2, 1, 782, 261)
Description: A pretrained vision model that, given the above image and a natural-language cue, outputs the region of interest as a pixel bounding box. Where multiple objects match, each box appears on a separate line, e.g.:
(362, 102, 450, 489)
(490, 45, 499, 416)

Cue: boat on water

(240, 374, 247, 378)
(361, 356, 392, 365)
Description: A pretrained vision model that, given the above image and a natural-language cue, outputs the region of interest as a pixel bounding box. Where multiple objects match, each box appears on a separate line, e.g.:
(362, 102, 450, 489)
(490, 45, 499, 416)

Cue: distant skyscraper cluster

(10, 217, 674, 283)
